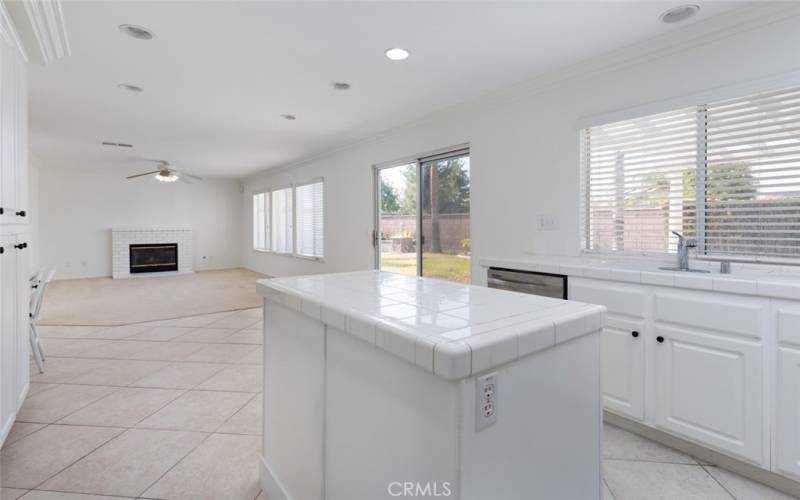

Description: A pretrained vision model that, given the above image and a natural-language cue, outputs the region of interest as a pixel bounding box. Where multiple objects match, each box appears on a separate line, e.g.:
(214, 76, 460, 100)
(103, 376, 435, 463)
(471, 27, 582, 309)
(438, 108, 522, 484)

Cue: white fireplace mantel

(111, 227, 193, 279)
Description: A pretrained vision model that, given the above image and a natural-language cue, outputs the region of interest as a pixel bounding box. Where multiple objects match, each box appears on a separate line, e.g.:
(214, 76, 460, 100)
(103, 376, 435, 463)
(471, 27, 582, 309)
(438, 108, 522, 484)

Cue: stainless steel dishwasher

(487, 267, 568, 299)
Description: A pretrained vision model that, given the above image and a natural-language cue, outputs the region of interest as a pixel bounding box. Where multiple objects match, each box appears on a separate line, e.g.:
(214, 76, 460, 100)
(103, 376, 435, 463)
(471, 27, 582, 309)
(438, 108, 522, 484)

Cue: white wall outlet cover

(476, 372, 498, 431)
(537, 215, 557, 231)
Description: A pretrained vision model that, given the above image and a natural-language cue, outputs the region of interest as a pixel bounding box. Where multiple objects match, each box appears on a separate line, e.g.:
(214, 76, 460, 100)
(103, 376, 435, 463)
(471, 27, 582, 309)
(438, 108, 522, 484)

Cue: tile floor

(1, 306, 797, 499)
(2, 308, 263, 500)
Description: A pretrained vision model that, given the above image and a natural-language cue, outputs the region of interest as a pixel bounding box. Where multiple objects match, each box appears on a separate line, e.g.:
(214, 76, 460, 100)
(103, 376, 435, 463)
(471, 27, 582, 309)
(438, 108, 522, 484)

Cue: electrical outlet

(476, 372, 498, 431)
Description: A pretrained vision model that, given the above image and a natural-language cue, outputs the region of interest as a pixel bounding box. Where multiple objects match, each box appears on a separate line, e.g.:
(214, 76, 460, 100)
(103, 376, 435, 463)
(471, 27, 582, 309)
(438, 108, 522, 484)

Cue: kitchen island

(257, 271, 605, 500)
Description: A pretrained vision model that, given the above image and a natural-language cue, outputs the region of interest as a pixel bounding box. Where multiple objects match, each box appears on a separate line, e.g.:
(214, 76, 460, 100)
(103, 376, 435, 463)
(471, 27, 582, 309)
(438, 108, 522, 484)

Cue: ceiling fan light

(155, 171, 179, 182)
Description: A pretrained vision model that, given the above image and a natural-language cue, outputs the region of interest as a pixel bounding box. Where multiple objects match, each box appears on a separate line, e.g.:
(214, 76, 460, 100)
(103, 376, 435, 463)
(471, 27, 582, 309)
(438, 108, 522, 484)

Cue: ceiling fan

(125, 160, 203, 184)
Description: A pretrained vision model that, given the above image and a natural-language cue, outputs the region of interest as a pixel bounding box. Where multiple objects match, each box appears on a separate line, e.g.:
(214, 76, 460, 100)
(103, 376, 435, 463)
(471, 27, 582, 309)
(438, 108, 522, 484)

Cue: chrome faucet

(672, 231, 697, 271)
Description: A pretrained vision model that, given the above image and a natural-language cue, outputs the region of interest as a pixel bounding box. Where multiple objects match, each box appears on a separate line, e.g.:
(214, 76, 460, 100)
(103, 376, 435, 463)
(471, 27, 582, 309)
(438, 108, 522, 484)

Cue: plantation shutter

(252, 192, 269, 250)
(581, 106, 699, 253)
(704, 86, 800, 258)
(271, 187, 293, 253)
(295, 180, 324, 258)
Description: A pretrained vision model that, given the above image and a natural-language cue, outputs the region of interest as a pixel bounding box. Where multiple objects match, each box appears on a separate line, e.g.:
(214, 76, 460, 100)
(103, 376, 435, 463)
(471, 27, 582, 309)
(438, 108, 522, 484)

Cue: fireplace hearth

(129, 243, 179, 273)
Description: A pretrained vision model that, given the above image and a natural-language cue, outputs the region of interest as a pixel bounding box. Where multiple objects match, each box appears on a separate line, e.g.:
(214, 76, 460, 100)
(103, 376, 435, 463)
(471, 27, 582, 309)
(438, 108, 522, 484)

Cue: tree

(380, 181, 400, 213)
(421, 157, 471, 253)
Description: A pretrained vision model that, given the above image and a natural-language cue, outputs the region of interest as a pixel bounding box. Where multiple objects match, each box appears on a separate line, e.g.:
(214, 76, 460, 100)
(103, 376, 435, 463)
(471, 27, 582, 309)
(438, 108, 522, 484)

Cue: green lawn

(381, 253, 471, 283)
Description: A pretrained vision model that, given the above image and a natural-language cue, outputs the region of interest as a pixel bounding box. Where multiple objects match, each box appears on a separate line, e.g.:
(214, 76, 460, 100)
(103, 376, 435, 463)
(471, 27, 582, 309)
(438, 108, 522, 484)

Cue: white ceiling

(26, 1, 748, 179)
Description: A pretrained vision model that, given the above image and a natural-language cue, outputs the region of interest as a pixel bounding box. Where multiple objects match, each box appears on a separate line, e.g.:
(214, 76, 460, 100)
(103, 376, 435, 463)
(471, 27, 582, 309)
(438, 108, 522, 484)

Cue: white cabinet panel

(0, 39, 27, 226)
(16, 233, 29, 405)
(1, 234, 19, 440)
(601, 317, 645, 420)
(654, 325, 763, 464)
(570, 278, 646, 318)
(654, 290, 767, 339)
(570, 279, 646, 421)
(776, 347, 800, 479)
(777, 308, 800, 347)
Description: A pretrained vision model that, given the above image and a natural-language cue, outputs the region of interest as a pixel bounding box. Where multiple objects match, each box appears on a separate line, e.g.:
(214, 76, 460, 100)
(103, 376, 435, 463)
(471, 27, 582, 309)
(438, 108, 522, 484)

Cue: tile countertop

(480, 254, 800, 300)
(256, 271, 605, 381)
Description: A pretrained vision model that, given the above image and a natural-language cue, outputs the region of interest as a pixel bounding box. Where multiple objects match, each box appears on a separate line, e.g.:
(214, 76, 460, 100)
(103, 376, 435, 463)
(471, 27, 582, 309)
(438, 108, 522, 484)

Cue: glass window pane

(420, 155, 471, 283)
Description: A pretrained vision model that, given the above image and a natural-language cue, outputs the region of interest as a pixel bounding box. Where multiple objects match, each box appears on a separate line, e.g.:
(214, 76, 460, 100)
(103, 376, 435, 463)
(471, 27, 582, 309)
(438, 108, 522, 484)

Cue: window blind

(253, 192, 268, 250)
(581, 106, 699, 253)
(704, 86, 800, 258)
(295, 180, 324, 258)
(271, 187, 293, 253)
(581, 84, 800, 261)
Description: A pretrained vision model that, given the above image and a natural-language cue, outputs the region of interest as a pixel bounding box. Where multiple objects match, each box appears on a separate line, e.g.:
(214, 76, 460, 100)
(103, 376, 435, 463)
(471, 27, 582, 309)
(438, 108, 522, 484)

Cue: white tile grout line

(602, 478, 617, 500)
(700, 465, 741, 500)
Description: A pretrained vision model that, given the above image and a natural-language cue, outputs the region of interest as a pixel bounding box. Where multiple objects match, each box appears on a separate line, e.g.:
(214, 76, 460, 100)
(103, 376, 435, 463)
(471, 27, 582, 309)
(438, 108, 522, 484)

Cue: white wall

(242, 7, 800, 282)
(37, 168, 243, 279)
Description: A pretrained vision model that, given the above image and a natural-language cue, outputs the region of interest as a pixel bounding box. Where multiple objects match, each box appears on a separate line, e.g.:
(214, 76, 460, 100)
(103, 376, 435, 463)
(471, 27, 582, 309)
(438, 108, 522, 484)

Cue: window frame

(579, 82, 800, 265)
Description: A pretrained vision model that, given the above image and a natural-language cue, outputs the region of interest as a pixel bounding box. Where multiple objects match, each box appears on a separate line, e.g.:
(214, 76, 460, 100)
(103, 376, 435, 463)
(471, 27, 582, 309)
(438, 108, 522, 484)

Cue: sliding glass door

(376, 163, 418, 277)
(420, 152, 471, 283)
(375, 149, 470, 283)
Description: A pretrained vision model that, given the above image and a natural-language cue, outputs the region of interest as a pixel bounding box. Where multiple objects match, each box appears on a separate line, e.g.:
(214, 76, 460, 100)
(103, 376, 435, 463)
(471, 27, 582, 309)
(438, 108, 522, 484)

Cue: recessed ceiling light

(659, 4, 700, 23)
(281, 114, 297, 121)
(385, 48, 410, 61)
(118, 24, 154, 40)
(118, 83, 143, 93)
(332, 82, 351, 90)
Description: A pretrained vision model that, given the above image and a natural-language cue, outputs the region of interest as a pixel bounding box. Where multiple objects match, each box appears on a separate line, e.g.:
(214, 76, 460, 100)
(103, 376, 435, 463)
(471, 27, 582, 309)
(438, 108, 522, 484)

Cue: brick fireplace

(111, 227, 193, 279)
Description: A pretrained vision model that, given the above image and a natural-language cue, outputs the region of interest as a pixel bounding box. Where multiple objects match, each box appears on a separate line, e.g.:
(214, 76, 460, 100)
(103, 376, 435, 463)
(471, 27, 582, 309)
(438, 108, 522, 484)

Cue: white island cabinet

(257, 271, 605, 500)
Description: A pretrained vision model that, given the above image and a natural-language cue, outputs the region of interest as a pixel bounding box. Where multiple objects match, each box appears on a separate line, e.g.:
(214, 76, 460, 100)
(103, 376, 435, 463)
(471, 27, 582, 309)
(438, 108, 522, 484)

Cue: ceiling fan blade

(126, 171, 160, 179)
(178, 176, 192, 184)
(182, 172, 203, 181)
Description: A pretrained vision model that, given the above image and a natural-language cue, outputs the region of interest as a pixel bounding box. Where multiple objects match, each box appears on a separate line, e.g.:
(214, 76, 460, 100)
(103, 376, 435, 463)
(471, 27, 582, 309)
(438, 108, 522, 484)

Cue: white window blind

(271, 187, 293, 253)
(253, 192, 268, 250)
(295, 180, 324, 258)
(581, 84, 800, 261)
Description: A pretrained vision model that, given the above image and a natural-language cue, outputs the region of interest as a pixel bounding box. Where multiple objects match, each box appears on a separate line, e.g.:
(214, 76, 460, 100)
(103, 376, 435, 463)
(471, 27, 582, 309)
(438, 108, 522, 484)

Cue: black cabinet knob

(15, 210, 26, 217)
(632, 331, 639, 338)
(656, 336, 664, 343)
(0, 246, 4, 254)
(0, 207, 3, 214)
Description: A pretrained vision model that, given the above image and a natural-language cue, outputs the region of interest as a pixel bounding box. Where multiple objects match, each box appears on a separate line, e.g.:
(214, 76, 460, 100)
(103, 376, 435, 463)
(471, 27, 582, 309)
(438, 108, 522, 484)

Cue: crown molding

(22, 0, 70, 64)
(241, 2, 800, 183)
(0, 1, 29, 61)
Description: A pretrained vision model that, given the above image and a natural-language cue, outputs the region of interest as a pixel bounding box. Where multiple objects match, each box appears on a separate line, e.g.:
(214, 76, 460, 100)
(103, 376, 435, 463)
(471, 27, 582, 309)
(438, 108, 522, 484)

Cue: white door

(776, 347, 800, 479)
(654, 324, 763, 463)
(0, 234, 19, 439)
(601, 317, 645, 420)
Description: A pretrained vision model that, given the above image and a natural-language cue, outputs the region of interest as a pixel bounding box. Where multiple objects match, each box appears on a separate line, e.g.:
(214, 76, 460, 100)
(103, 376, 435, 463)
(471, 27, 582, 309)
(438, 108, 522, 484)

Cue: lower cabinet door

(601, 317, 645, 420)
(654, 324, 763, 464)
(776, 347, 800, 479)
(0, 234, 19, 440)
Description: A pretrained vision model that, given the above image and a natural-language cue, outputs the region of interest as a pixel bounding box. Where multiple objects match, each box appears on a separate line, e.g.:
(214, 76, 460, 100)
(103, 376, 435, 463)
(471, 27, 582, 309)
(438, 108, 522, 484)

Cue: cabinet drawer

(654, 291, 767, 338)
(777, 309, 800, 347)
(570, 279, 646, 318)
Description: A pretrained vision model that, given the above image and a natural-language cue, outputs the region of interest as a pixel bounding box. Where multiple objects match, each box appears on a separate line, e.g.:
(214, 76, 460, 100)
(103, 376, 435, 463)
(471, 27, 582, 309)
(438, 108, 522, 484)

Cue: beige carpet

(39, 268, 270, 326)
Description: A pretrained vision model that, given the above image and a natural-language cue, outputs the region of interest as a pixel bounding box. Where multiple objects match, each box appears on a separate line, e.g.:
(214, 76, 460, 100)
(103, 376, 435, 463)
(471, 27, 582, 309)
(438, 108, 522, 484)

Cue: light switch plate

(476, 372, 498, 431)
